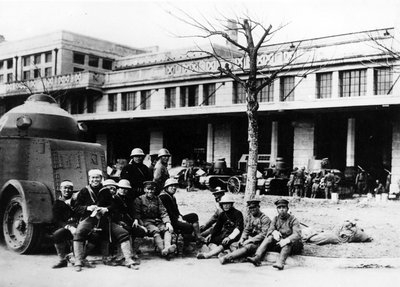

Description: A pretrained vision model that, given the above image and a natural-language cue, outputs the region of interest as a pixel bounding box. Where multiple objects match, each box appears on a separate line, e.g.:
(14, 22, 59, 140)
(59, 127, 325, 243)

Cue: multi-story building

(1, 28, 399, 192)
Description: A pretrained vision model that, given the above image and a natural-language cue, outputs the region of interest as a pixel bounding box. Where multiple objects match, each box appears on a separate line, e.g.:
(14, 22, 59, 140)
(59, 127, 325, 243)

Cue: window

(74, 67, 85, 72)
(165, 87, 176, 108)
(88, 55, 99, 67)
(339, 69, 366, 97)
(0, 61, 3, 70)
(316, 72, 332, 99)
(108, 94, 117, 112)
(34, 69, 41, 78)
(23, 56, 30, 67)
(71, 96, 85, 114)
(34, 54, 41, 65)
(280, 76, 295, 101)
(203, 83, 216, 105)
(122, 92, 136, 111)
(23, 71, 30, 80)
(7, 59, 13, 69)
(257, 80, 274, 102)
(233, 82, 246, 104)
(374, 67, 393, 95)
(0, 74, 3, 83)
(7, 73, 13, 83)
(45, 67, 52, 77)
(73, 52, 85, 65)
(87, 94, 95, 113)
(45, 52, 52, 63)
(102, 59, 112, 70)
(180, 85, 198, 107)
(140, 90, 151, 110)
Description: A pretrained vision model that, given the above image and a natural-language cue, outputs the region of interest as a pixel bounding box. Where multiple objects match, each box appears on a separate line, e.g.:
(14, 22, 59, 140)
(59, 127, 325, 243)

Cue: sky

(0, 0, 399, 51)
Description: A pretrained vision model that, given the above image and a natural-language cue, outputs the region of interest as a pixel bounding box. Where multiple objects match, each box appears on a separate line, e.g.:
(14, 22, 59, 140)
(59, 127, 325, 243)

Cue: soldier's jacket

(153, 160, 170, 193)
(52, 198, 77, 228)
(211, 207, 244, 241)
(73, 184, 107, 220)
(240, 212, 271, 244)
(110, 193, 135, 226)
(267, 214, 302, 243)
(202, 203, 223, 230)
(134, 194, 171, 225)
(120, 162, 152, 196)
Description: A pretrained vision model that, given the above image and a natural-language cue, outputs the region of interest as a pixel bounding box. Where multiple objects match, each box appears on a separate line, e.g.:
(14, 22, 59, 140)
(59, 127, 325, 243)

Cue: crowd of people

(50, 147, 303, 272)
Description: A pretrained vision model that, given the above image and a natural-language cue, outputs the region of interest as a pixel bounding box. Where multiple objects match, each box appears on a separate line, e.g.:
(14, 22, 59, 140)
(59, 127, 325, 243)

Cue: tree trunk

(244, 91, 259, 202)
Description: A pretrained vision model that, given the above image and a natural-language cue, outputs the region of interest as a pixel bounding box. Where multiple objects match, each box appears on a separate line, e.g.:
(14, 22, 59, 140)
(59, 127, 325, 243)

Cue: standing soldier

(311, 172, 321, 199)
(196, 194, 244, 259)
(154, 148, 171, 196)
(218, 198, 271, 265)
(147, 153, 158, 177)
(51, 180, 78, 268)
(293, 166, 306, 197)
(120, 148, 152, 200)
(133, 181, 176, 259)
(247, 199, 303, 270)
(287, 167, 298, 197)
(355, 167, 368, 196)
(324, 170, 339, 199)
(200, 187, 225, 238)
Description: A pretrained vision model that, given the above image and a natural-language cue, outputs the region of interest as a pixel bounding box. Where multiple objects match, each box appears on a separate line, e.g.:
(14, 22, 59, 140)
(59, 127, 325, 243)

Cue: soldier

(293, 166, 306, 197)
(196, 194, 244, 259)
(51, 180, 78, 268)
(311, 172, 321, 199)
(247, 199, 303, 270)
(159, 178, 205, 251)
(200, 187, 225, 238)
(133, 181, 176, 259)
(218, 198, 271, 265)
(120, 148, 152, 200)
(323, 170, 339, 199)
(287, 167, 298, 197)
(153, 148, 171, 196)
(147, 153, 158, 177)
(355, 168, 368, 196)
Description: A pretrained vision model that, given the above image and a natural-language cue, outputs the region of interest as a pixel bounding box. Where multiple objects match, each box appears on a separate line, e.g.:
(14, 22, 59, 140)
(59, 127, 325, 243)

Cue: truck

(0, 93, 106, 254)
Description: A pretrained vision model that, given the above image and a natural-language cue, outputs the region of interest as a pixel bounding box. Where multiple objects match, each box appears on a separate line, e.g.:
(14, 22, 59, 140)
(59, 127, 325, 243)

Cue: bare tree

(170, 10, 321, 201)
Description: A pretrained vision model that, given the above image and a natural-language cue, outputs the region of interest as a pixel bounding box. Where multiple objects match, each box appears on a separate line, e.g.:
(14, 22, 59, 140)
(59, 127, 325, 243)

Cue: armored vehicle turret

(0, 94, 105, 253)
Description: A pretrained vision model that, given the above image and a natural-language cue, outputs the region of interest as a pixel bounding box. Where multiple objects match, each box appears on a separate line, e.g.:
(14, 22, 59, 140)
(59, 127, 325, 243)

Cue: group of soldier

(51, 147, 303, 272)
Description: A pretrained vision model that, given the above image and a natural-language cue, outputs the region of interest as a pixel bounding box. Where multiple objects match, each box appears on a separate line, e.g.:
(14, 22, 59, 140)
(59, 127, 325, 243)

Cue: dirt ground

(175, 188, 400, 258)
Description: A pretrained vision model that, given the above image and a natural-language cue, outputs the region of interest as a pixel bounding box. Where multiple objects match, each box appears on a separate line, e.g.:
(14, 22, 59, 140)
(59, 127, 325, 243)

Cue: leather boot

(246, 253, 263, 267)
(220, 247, 248, 265)
(120, 241, 139, 269)
(52, 242, 68, 268)
(73, 241, 85, 272)
(273, 245, 291, 270)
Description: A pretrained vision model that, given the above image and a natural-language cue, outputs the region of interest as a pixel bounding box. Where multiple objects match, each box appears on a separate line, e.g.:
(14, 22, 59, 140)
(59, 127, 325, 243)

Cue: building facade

(1, 28, 399, 192)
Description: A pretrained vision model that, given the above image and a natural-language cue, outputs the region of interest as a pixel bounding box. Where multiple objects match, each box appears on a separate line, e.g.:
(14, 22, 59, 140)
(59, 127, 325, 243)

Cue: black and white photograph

(0, 0, 400, 286)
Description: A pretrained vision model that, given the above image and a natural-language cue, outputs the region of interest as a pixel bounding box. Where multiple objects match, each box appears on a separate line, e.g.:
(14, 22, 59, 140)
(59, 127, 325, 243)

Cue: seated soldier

(51, 180, 78, 268)
(133, 181, 175, 259)
(247, 199, 303, 270)
(197, 194, 244, 259)
(218, 198, 271, 264)
(159, 179, 205, 251)
(200, 188, 225, 238)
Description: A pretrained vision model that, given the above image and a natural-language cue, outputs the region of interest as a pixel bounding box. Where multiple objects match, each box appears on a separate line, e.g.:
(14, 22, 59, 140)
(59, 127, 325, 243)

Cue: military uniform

(210, 207, 244, 247)
(293, 169, 306, 197)
(120, 162, 151, 199)
(200, 203, 223, 237)
(153, 160, 170, 195)
(355, 171, 368, 195)
(52, 197, 78, 244)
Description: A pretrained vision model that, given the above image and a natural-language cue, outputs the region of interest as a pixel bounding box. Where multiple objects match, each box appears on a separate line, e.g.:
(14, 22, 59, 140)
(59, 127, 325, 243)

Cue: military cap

(219, 194, 235, 204)
(247, 198, 261, 207)
(211, 187, 226, 196)
(143, 181, 156, 189)
(274, 199, 289, 207)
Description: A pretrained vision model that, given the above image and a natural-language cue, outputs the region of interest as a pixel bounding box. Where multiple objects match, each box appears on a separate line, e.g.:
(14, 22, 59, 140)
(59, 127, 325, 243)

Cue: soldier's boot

(162, 231, 176, 255)
(246, 253, 263, 267)
(197, 245, 224, 259)
(120, 241, 139, 270)
(52, 242, 68, 268)
(82, 242, 96, 268)
(273, 245, 291, 270)
(154, 234, 165, 255)
(73, 241, 85, 272)
(219, 247, 248, 265)
(100, 241, 112, 265)
(192, 222, 206, 245)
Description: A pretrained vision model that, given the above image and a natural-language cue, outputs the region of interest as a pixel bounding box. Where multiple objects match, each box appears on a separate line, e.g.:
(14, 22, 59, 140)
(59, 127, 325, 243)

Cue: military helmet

(164, 178, 179, 189)
(118, 179, 132, 189)
(219, 194, 235, 204)
(247, 197, 261, 208)
(130, 148, 145, 157)
(103, 179, 118, 187)
(158, 148, 171, 158)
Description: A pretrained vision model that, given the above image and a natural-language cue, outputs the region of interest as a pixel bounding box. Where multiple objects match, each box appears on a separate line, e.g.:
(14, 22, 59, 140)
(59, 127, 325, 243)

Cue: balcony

(0, 71, 105, 97)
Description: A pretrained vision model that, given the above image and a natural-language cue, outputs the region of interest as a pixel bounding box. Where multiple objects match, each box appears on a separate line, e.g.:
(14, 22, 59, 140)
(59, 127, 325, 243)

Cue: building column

(213, 122, 232, 167)
(366, 68, 374, 96)
(346, 118, 356, 167)
(390, 115, 400, 193)
(198, 84, 204, 106)
(176, 86, 181, 107)
(332, 71, 339, 98)
(149, 129, 164, 155)
(293, 120, 314, 168)
(206, 123, 214, 163)
(273, 78, 281, 102)
(270, 121, 279, 164)
(117, 92, 122, 112)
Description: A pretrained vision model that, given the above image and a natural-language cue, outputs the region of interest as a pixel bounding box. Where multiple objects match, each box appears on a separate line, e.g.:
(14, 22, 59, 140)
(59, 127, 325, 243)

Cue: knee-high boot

(192, 222, 206, 243)
(197, 245, 224, 259)
(52, 242, 68, 268)
(120, 241, 139, 269)
(154, 233, 164, 254)
(219, 247, 249, 265)
(73, 241, 85, 272)
(273, 244, 292, 270)
(162, 231, 176, 255)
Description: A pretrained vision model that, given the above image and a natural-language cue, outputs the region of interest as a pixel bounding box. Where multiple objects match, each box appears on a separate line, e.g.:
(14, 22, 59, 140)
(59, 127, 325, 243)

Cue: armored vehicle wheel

(2, 195, 42, 254)
(227, 176, 241, 194)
